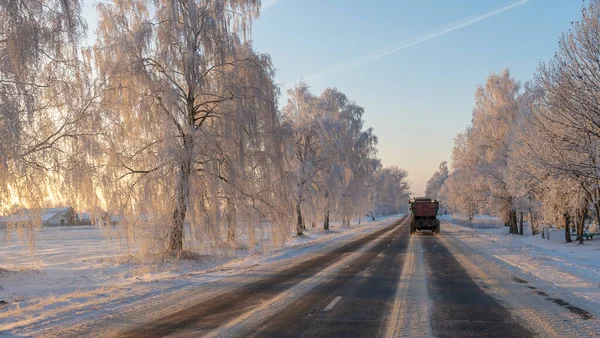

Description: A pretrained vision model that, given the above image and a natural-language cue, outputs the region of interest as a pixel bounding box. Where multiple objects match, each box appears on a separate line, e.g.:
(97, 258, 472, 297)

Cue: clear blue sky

(252, 0, 582, 196)
(83, 0, 583, 196)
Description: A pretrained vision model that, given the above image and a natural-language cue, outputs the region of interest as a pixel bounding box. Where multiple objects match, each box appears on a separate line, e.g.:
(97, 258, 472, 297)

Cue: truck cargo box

(409, 197, 440, 235)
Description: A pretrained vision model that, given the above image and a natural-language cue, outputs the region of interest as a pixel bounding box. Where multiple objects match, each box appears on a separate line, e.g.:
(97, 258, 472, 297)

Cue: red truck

(409, 197, 440, 235)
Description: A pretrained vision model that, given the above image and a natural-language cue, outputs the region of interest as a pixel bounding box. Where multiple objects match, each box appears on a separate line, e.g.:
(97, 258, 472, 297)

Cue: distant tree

(372, 167, 410, 217)
(425, 161, 449, 200)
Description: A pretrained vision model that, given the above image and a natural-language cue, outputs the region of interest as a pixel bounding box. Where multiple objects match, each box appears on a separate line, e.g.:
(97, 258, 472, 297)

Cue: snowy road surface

(4, 216, 600, 337)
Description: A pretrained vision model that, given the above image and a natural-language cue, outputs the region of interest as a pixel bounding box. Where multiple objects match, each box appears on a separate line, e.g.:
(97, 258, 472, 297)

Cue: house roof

(7, 207, 75, 222)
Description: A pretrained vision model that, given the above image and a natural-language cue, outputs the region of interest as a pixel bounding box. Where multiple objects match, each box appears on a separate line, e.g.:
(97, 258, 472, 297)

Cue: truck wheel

(435, 221, 441, 235)
(410, 220, 415, 235)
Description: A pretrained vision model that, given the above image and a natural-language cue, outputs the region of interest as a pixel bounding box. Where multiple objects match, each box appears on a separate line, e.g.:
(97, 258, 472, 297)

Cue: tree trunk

(530, 209, 538, 236)
(519, 212, 524, 235)
(578, 208, 587, 245)
(226, 197, 236, 243)
(296, 203, 303, 236)
(507, 210, 517, 234)
(542, 226, 545, 239)
(564, 213, 572, 243)
(170, 167, 189, 252)
(371, 212, 375, 221)
(323, 191, 330, 230)
(169, 135, 192, 253)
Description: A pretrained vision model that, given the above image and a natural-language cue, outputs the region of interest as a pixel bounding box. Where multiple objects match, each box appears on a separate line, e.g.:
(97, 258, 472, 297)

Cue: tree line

(426, 0, 600, 244)
(0, 0, 410, 255)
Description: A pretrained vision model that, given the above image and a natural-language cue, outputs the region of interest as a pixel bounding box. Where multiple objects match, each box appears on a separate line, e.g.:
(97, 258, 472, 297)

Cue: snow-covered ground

(0, 215, 402, 335)
(441, 214, 600, 316)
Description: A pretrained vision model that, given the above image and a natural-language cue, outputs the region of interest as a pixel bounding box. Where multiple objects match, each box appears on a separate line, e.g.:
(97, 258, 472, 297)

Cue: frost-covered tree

(282, 84, 383, 234)
(94, 0, 285, 254)
(425, 161, 449, 200)
(448, 70, 522, 233)
(0, 0, 102, 244)
(282, 83, 333, 235)
(317, 88, 380, 228)
(529, 0, 600, 243)
(372, 167, 410, 216)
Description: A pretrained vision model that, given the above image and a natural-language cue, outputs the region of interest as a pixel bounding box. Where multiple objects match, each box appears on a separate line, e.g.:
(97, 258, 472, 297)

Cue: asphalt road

(115, 218, 538, 338)
(115, 218, 406, 338)
(246, 217, 409, 338)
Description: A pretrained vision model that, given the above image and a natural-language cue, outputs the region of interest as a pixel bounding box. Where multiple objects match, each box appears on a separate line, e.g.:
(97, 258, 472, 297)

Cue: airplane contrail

(291, 0, 531, 88)
(262, 0, 282, 11)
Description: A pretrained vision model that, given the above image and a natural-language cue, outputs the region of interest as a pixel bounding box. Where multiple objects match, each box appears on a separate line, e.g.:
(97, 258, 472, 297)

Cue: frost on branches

(282, 83, 399, 236)
(0, 0, 413, 259)
(437, 0, 600, 242)
(0, 0, 102, 248)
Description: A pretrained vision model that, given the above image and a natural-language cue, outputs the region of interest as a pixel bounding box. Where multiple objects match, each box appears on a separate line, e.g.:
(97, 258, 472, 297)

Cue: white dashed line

(323, 296, 343, 312)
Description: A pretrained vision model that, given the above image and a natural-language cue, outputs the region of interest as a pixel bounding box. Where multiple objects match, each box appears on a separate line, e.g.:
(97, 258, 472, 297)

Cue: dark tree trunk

(564, 213, 572, 243)
(170, 203, 185, 252)
(296, 203, 303, 236)
(371, 213, 375, 221)
(324, 191, 330, 230)
(530, 209, 538, 236)
(226, 197, 236, 243)
(508, 210, 518, 234)
(577, 208, 587, 245)
(519, 212, 524, 235)
(170, 138, 192, 253)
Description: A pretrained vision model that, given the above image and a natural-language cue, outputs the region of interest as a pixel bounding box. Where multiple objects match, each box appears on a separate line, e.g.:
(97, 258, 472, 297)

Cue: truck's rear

(409, 197, 440, 234)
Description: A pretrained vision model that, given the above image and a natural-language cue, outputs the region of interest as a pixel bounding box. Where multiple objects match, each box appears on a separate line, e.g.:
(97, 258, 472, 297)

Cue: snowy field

(441, 214, 600, 316)
(0, 215, 402, 334)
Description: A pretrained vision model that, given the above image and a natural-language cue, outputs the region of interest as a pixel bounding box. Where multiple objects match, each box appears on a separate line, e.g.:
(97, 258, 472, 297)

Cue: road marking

(323, 296, 343, 312)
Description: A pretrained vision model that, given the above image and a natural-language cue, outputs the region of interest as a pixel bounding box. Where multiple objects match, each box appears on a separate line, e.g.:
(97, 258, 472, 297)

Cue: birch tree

(530, 0, 600, 243)
(0, 0, 102, 243)
(372, 167, 410, 216)
(94, 0, 283, 254)
(425, 161, 449, 200)
(282, 83, 331, 235)
(317, 88, 379, 228)
(449, 70, 522, 232)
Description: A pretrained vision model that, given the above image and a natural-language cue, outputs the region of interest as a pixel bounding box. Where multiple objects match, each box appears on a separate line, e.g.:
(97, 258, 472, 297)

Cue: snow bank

(442, 215, 600, 315)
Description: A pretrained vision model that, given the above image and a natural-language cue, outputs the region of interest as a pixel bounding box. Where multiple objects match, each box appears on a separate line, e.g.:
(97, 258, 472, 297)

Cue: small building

(40, 207, 77, 226)
(77, 212, 92, 225)
(4, 207, 78, 227)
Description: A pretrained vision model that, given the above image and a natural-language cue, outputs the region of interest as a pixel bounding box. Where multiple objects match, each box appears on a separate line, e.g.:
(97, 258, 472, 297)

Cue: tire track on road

(421, 232, 534, 337)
